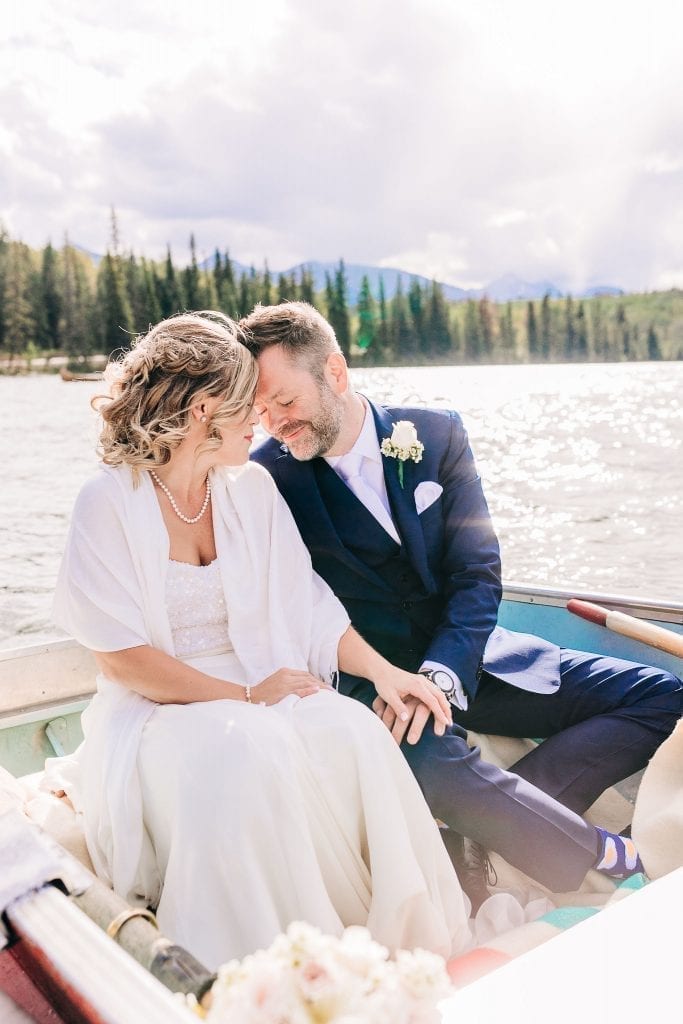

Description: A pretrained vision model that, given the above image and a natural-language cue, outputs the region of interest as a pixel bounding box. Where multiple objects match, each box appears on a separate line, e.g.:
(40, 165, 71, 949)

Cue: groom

(243, 301, 682, 895)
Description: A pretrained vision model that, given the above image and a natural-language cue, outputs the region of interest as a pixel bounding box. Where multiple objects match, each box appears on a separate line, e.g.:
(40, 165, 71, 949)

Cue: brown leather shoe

(440, 829, 495, 915)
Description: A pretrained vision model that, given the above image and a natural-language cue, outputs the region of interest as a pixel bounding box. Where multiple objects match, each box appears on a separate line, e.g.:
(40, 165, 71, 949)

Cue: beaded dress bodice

(165, 559, 233, 659)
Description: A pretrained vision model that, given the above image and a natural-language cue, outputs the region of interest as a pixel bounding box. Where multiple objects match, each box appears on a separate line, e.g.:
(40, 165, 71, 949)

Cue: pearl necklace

(150, 470, 212, 525)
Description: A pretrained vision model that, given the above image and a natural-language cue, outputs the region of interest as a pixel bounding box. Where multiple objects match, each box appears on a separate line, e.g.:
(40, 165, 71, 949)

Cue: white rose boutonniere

(380, 420, 424, 487)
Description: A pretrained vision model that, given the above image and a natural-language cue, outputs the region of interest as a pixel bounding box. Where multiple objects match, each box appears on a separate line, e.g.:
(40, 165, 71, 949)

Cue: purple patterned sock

(594, 827, 644, 879)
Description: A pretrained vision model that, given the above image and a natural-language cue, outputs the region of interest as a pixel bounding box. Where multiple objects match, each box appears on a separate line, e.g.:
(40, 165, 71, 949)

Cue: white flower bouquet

(188, 922, 452, 1024)
(380, 420, 424, 487)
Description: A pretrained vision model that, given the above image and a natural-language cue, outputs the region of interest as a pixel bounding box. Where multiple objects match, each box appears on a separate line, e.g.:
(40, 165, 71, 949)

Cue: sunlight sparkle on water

(1, 361, 682, 648)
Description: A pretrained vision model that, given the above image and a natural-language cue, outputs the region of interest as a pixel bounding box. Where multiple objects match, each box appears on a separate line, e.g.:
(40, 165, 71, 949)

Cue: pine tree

(238, 272, 254, 317)
(389, 276, 414, 359)
(141, 258, 162, 327)
(647, 323, 662, 360)
(563, 296, 577, 359)
(212, 250, 238, 317)
(96, 250, 134, 353)
(159, 246, 185, 318)
(125, 253, 149, 332)
(575, 301, 588, 360)
(299, 266, 315, 305)
(463, 299, 482, 362)
(183, 234, 201, 310)
(426, 281, 452, 356)
(540, 293, 554, 359)
(202, 270, 218, 311)
(450, 316, 463, 362)
(262, 262, 273, 306)
(61, 240, 93, 361)
(356, 275, 377, 352)
(277, 273, 295, 304)
(615, 304, 631, 359)
(222, 251, 239, 315)
(499, 301, 516, 360)
(2, 242, 36, 360)
(324, 271, 335, 325)
(375, 276, 391, 357)
(590, 299, 608, 360)
(212, 250, 224, 307)
(0, 222, 9, 349)
(109, 206, 122, 257)
(478, 297, 495, 359)
(326, 260, 351, 359)
(526, 301, 539, 360)
(408, 278, 427, 354)
(34, 242, 62, 350)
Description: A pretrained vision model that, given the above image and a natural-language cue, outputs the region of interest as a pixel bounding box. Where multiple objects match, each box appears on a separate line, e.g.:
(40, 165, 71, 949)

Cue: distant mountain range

(200, 257, 623, 304)
(76, 244, 623, 304)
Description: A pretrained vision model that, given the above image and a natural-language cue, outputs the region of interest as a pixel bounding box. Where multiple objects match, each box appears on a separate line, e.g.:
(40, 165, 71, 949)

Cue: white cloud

(1, 0, 682, 290)
(487, 210, 530, 229)
(644, 153, 683, 176)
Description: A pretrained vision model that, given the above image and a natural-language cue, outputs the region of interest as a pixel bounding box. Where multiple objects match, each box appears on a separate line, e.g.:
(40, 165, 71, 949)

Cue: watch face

(431, 671, 454, 694)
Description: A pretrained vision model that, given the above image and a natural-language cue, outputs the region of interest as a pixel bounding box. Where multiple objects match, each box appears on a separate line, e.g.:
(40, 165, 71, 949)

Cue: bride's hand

(253, 668, 333, 705)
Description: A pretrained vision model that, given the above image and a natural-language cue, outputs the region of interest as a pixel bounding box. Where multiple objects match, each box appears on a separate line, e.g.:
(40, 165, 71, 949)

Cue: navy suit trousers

(339, 650, 682, 891)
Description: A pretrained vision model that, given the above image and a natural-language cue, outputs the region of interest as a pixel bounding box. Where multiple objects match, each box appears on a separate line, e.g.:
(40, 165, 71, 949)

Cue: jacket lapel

(369, 402, 435, 592)
(273, 449, 388, 590)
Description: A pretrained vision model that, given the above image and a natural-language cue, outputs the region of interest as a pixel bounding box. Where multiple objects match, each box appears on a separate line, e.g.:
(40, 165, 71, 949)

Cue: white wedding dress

(132, 558, 471, 969)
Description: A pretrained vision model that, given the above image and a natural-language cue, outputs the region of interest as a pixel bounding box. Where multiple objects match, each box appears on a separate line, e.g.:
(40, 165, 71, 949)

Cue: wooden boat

(1, 583, 682, 1022)
(59, 367, 104, 382)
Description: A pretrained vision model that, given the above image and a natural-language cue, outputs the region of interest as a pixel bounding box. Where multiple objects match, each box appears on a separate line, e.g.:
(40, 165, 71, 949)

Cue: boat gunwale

(0, 697, 91, 730)
(502, 582, 683, 625)
(1, 584, 680, 722)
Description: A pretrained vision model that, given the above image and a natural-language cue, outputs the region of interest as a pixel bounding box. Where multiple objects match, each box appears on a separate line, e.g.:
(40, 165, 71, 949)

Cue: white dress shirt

(326, 402, 400, 543)
(325, 402, 468, 711)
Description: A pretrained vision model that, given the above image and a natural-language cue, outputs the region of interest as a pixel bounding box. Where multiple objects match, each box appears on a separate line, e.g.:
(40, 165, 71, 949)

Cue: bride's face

(210, 405, 259, 466)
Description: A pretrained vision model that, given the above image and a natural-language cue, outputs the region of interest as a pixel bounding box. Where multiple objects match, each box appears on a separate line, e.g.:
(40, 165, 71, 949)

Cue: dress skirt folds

(135, 652, 470, 968)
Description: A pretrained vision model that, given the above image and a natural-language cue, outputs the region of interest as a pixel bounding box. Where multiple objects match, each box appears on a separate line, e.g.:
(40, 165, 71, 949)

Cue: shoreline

(0, 354, 108, 376)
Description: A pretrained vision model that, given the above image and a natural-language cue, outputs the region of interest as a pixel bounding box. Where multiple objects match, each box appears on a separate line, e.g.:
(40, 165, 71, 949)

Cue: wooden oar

(567, 599, 683, 659)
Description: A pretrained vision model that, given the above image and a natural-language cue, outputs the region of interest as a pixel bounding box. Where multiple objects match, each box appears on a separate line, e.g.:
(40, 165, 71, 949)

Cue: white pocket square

(414, 481, 443, 515)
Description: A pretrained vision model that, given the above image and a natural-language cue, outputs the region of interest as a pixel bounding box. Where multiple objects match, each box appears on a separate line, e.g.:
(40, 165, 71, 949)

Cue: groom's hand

(373, 695, 443, 745)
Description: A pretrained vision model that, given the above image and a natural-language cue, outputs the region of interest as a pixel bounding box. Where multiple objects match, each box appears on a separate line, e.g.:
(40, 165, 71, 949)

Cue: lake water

(1, 362, 682, 650)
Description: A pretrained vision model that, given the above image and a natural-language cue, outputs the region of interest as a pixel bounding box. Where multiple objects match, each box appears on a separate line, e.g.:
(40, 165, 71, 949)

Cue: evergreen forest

(1, 223, 682, 370)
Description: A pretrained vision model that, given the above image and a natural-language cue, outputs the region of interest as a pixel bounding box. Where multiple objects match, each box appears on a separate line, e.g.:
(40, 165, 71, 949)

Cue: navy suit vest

(315, 461, 442, 671)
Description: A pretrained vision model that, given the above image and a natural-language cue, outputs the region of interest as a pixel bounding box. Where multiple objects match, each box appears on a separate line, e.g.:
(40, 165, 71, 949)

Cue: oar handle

(567, 599, 683, 659)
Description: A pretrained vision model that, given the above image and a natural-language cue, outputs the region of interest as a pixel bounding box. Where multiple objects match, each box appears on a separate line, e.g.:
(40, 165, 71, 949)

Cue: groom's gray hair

(241, 301, 341, 381)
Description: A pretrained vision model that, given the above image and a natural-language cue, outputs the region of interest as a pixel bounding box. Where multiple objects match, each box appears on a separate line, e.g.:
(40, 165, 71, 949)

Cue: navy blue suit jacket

(252, 400, 560, 699)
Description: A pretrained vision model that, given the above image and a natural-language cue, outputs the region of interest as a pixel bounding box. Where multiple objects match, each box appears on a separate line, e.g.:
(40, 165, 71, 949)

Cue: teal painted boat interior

(498, 596, 683, 677)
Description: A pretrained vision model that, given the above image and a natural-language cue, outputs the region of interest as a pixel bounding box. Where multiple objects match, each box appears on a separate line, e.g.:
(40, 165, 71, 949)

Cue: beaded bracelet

(244, 684, 252, 703)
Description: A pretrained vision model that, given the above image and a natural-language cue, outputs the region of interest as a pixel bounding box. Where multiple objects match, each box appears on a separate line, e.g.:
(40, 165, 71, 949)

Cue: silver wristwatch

(420, 668, 457, 704)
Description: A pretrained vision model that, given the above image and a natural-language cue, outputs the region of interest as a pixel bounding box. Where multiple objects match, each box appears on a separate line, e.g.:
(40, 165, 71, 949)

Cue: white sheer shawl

(48, 461, 350, 905)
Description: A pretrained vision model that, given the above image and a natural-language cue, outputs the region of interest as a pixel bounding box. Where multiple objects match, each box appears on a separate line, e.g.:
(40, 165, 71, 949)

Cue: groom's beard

(277, 383, 343, 461)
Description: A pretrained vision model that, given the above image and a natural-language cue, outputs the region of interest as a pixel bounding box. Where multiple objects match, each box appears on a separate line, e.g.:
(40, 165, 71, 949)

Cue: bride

(52, 311, 474, 970)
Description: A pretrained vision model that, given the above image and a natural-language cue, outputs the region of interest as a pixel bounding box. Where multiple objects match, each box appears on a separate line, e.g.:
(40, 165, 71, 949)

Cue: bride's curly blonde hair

(94, 311, 258, 470)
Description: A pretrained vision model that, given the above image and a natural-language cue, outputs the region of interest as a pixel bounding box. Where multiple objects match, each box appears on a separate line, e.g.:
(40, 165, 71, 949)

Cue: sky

(1, 0, 682, 292)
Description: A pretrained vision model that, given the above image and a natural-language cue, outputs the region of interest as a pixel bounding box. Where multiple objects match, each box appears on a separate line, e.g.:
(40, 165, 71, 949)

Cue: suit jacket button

(402, 599, 413, 611)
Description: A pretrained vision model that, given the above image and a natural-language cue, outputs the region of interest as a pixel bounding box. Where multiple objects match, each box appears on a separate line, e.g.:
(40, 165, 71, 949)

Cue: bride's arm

(336, 626, 452, 732)
(95, 646, 325, 705)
